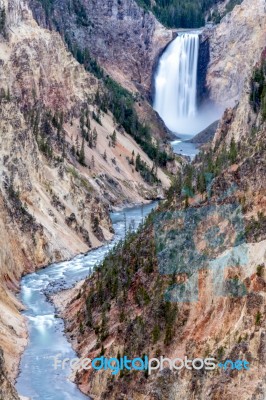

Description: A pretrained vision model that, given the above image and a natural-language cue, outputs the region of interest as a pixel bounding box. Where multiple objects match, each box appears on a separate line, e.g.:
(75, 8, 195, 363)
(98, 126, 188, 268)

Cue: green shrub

(151, 325, 160, 344)
(255, 311, 262, 325)
(256, 264, 264, 277)
(217, 346, 225, 360)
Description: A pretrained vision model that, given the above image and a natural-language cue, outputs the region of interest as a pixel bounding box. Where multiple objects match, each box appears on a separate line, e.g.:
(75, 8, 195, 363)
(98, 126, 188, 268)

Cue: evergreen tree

(197, 172, 206, 194)
(88, 131, 93, 148)
(79, 137, 86, 165)
(135, 154, 141, 172)
(110, 130, 117, 147)
(62, 131, 66, 160)
(6, 87, 10, 101)
(229, 138, 237, 164)
(57, 112, 64, 141)
(86, 114, 91, 131)
(75, 135, 80, 156)
(93, 127, 98, 148)
(80, 112, 85, 131)
(0, 7, 6, 37)
(91, 155, 95, 168)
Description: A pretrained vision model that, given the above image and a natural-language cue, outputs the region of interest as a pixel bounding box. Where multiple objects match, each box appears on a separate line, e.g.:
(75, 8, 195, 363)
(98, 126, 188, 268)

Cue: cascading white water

(154, 33, 200, 135)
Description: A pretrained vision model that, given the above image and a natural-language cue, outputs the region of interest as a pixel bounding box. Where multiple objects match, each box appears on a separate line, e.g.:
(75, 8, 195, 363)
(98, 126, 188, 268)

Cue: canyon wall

(28, 0, 172, 95)
(206, 0, 266, 107)
(0, 0, 171, 396)
(27, 0, 266, 118)
(27, 0, 175, 139)
(55, 1, 266, 397)
(58, 51, 266, 399)
(0, 0, 265, 398)
(197, 35, 210, 106)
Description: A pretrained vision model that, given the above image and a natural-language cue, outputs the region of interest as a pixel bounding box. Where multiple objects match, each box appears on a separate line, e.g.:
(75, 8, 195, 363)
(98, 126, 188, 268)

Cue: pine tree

(75, 135, 80, 156)
(79, 137, 86, 166)
(57, 111, 64, 141)
(229, 138, 237, 164)
(62, 131, 66, 160)
(0, 7, 6, 37)
(80, 112, 85, 130)
(95, 90, 101, 106)
(88, 131, 93, 148)
(197, 172, 206, 194)
(130, 149, 135, 165)
(93, 127, 98, 148)
(135, 154, 141, 172)
(71, 144, 75, 156)
(86, 114, 91, 131)
(6, 87, 10, 102)
(111, 130, 117, 147)
(80, 111, 87, 141)
(33, 111, 40, 138)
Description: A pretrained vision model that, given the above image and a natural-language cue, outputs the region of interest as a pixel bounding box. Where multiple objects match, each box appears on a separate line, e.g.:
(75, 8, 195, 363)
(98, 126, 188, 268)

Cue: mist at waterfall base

(153, 33, 223, 140)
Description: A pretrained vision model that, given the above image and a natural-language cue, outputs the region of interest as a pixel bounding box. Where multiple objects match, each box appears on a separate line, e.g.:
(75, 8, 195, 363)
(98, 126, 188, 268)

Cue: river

(16, 30, 219, 400)
(15, 202, 157, 400)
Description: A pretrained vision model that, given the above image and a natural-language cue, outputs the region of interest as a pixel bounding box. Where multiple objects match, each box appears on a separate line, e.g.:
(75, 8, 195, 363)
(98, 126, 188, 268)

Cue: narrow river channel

(16, 202, 157, 400)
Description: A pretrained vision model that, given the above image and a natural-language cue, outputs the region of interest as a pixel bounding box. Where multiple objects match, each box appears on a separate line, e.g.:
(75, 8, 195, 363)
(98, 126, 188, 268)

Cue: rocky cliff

(27, 0, 266, 117)
(205, 0, 266, 107)
(27, 0, 174, 141)
(0, 349, 19, 400)
(0, 0, 265, 398)
(56, 43, 266, 400)
(0, 0, 172, 396)
(28, 0, 172, 95)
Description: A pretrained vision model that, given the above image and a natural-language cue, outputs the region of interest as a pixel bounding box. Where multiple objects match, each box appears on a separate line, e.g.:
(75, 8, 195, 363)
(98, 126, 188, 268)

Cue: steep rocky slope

(205, 0, 266, 107)
(0, 349, 19, 400)
(57, 49, 266, 400)
(0, 0, 171, 395)
(27, 0, 174, 143)
(27, 0, 266, 122)
(28, 0, 172, 95)
(0, 0, 265, 399)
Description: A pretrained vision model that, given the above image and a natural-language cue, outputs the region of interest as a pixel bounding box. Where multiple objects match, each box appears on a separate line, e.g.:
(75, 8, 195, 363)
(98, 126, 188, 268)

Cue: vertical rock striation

(0, 1, 171, 397)
(197, 34, 210, 106)
(28, 0, 172, 95)
(206, 0, 266, 107)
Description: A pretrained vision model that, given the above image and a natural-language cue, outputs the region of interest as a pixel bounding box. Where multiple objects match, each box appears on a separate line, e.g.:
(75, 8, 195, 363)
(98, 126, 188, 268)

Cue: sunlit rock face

(0, 349, 19, 400)
(0, 1, 172, 397)
(206, 0, 266, 107)
(28, 0, 172, 95)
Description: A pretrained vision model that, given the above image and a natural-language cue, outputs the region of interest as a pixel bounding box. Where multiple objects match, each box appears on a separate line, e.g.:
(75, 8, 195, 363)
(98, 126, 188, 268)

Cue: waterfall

(154, 33, 200, 135)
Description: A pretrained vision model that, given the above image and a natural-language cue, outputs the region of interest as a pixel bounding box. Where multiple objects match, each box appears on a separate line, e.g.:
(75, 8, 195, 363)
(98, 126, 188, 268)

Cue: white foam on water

(154, 33, 222, 136)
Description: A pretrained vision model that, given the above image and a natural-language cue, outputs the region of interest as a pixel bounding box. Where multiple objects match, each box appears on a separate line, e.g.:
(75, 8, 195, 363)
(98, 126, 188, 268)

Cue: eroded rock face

(0, 0, 171, 395)
(0, 349, 19, 400)
(197, 35, 211, 106)
(56, 31, 266, 400)
(28, 0, 172, 95)
(205, 0, 266, 107)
